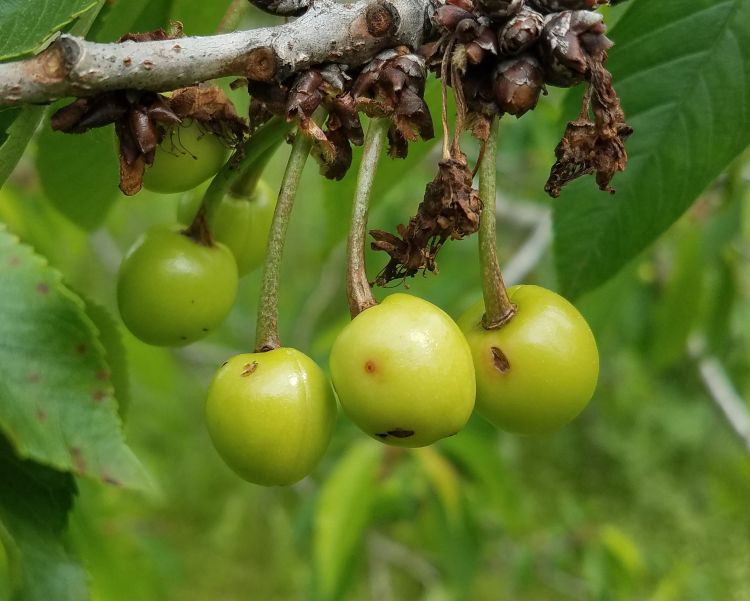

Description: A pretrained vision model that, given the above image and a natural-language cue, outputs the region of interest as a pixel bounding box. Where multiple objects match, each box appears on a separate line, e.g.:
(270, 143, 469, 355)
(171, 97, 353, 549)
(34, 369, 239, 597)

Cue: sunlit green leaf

(0, 0, 96, 60)
(80, 298, 130, 420)
(0, 225, 149, 490)
(554, 0, 750, 298)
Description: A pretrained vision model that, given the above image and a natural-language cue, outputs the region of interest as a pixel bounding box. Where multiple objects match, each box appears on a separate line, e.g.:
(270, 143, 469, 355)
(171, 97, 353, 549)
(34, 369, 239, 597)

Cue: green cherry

(459, 284, 599, 434)
(178, 180, 276, 275)
(142, 120, 229, 194)
(205, 348, 337, 486)
(117, 225, 238, 346)
(330, 294, 476, 447)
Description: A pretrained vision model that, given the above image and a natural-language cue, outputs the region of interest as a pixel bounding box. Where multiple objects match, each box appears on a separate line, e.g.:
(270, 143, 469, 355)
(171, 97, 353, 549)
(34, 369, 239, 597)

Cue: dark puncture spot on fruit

(364, 360, 377, 373)
(491, 346, 510, 373)
(387, 428, 414, 438)
(241, 361, 258, 377)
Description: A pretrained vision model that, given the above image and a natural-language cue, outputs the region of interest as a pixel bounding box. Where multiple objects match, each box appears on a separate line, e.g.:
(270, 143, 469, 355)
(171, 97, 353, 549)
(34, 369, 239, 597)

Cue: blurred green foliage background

(1, 1, 750, 600)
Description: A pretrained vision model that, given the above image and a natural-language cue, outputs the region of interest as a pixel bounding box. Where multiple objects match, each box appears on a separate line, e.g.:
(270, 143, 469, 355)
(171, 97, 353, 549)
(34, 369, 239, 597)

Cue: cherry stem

(347, 118, 389, 318)
(215, 0, 247, 33)
(229, 146, 276, 198)
(195, 116, 293, 224)
(254, 113, 321, 352)
(182, 206, 214, 246)
(478, 118, 516, 329)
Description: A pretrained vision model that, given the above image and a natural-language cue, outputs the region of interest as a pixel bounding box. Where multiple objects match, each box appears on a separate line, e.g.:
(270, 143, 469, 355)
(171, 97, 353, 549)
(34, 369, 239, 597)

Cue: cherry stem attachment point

(255, 112, 322, 352)
(182, 206, 214, 247)
(347, 118, 389, 318)
(478, 118, 516, 329)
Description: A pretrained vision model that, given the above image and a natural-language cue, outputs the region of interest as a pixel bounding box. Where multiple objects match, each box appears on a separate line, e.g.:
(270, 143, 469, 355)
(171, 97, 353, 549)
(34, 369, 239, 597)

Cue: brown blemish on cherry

(27, 373, 40, 383)
(75, 343, 87, 355)
(36, 409, 46, 421)
(8, 256, 20, 267)
(364, 360, 377, 373)
(36, 282, 50, 295)
(388, 428, 414, 438)
(491, 346, 511, 373)
(241, 362, 258, 376)
(96, 370, 110, 381)
(92, 390, 107, 402)
(101, 474, 121, 486)
(375, 428, 415, 439)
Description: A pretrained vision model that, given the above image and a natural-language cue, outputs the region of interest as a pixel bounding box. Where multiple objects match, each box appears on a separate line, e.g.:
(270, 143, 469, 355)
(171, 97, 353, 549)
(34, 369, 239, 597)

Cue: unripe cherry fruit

(459, 284, 599, 434)
(205, 348, 337, 486)
(329, 294, 475, 447)
(142, 120, 229, 194)
(178, 180, 276, 275)
(117, 225, 238, 346)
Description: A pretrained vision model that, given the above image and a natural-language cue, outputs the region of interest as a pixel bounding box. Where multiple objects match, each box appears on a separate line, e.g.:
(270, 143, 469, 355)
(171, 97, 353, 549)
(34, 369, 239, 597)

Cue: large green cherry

(178, 180, 276, 275)
(459, 285, 599, 434)
(117, 225, 238, 346)
(329, 293, 475, 447)
(205, 348, 337, 486)
(142, 120, 229, 194)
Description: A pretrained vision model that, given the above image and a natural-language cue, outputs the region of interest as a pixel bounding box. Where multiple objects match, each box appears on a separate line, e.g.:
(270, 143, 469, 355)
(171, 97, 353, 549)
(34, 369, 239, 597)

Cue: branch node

(242, 47, 279, 82)
(366, 2, 400, 38)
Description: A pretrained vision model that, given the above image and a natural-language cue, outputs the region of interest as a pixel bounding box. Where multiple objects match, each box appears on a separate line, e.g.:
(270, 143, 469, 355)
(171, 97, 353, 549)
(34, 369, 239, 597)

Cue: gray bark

(0, 0, 430, 106)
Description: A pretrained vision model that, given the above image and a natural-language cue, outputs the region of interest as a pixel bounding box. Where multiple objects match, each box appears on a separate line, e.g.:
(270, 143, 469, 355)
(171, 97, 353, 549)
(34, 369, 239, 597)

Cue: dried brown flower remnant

(530, 0, 605, 13)
(51, 90, 180, 195)
(353, 47, 434, 159)
(370, 155, 481, 284)
(493, 54, 544, 116)
(533, 6, 630, 197)
(169, 85, 247, 144)
(286, 70, 336, 162)
(476, 0, 523, 20)
(249, 66, 362, 180)
(51, 83, 247, 195)
(544, 117, 626, 197)
(498, 7, 544, 55)
(540, 10, 611, 87)
(545, 60, 632, 197)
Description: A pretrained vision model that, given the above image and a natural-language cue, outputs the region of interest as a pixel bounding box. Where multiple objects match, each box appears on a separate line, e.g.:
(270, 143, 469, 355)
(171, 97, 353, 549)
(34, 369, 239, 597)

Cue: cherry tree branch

(0, 0, 430, 106)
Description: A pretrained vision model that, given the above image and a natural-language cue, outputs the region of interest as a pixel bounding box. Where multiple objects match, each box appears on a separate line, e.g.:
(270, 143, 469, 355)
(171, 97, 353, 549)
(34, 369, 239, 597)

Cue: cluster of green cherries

(117, 121, 599, 487)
